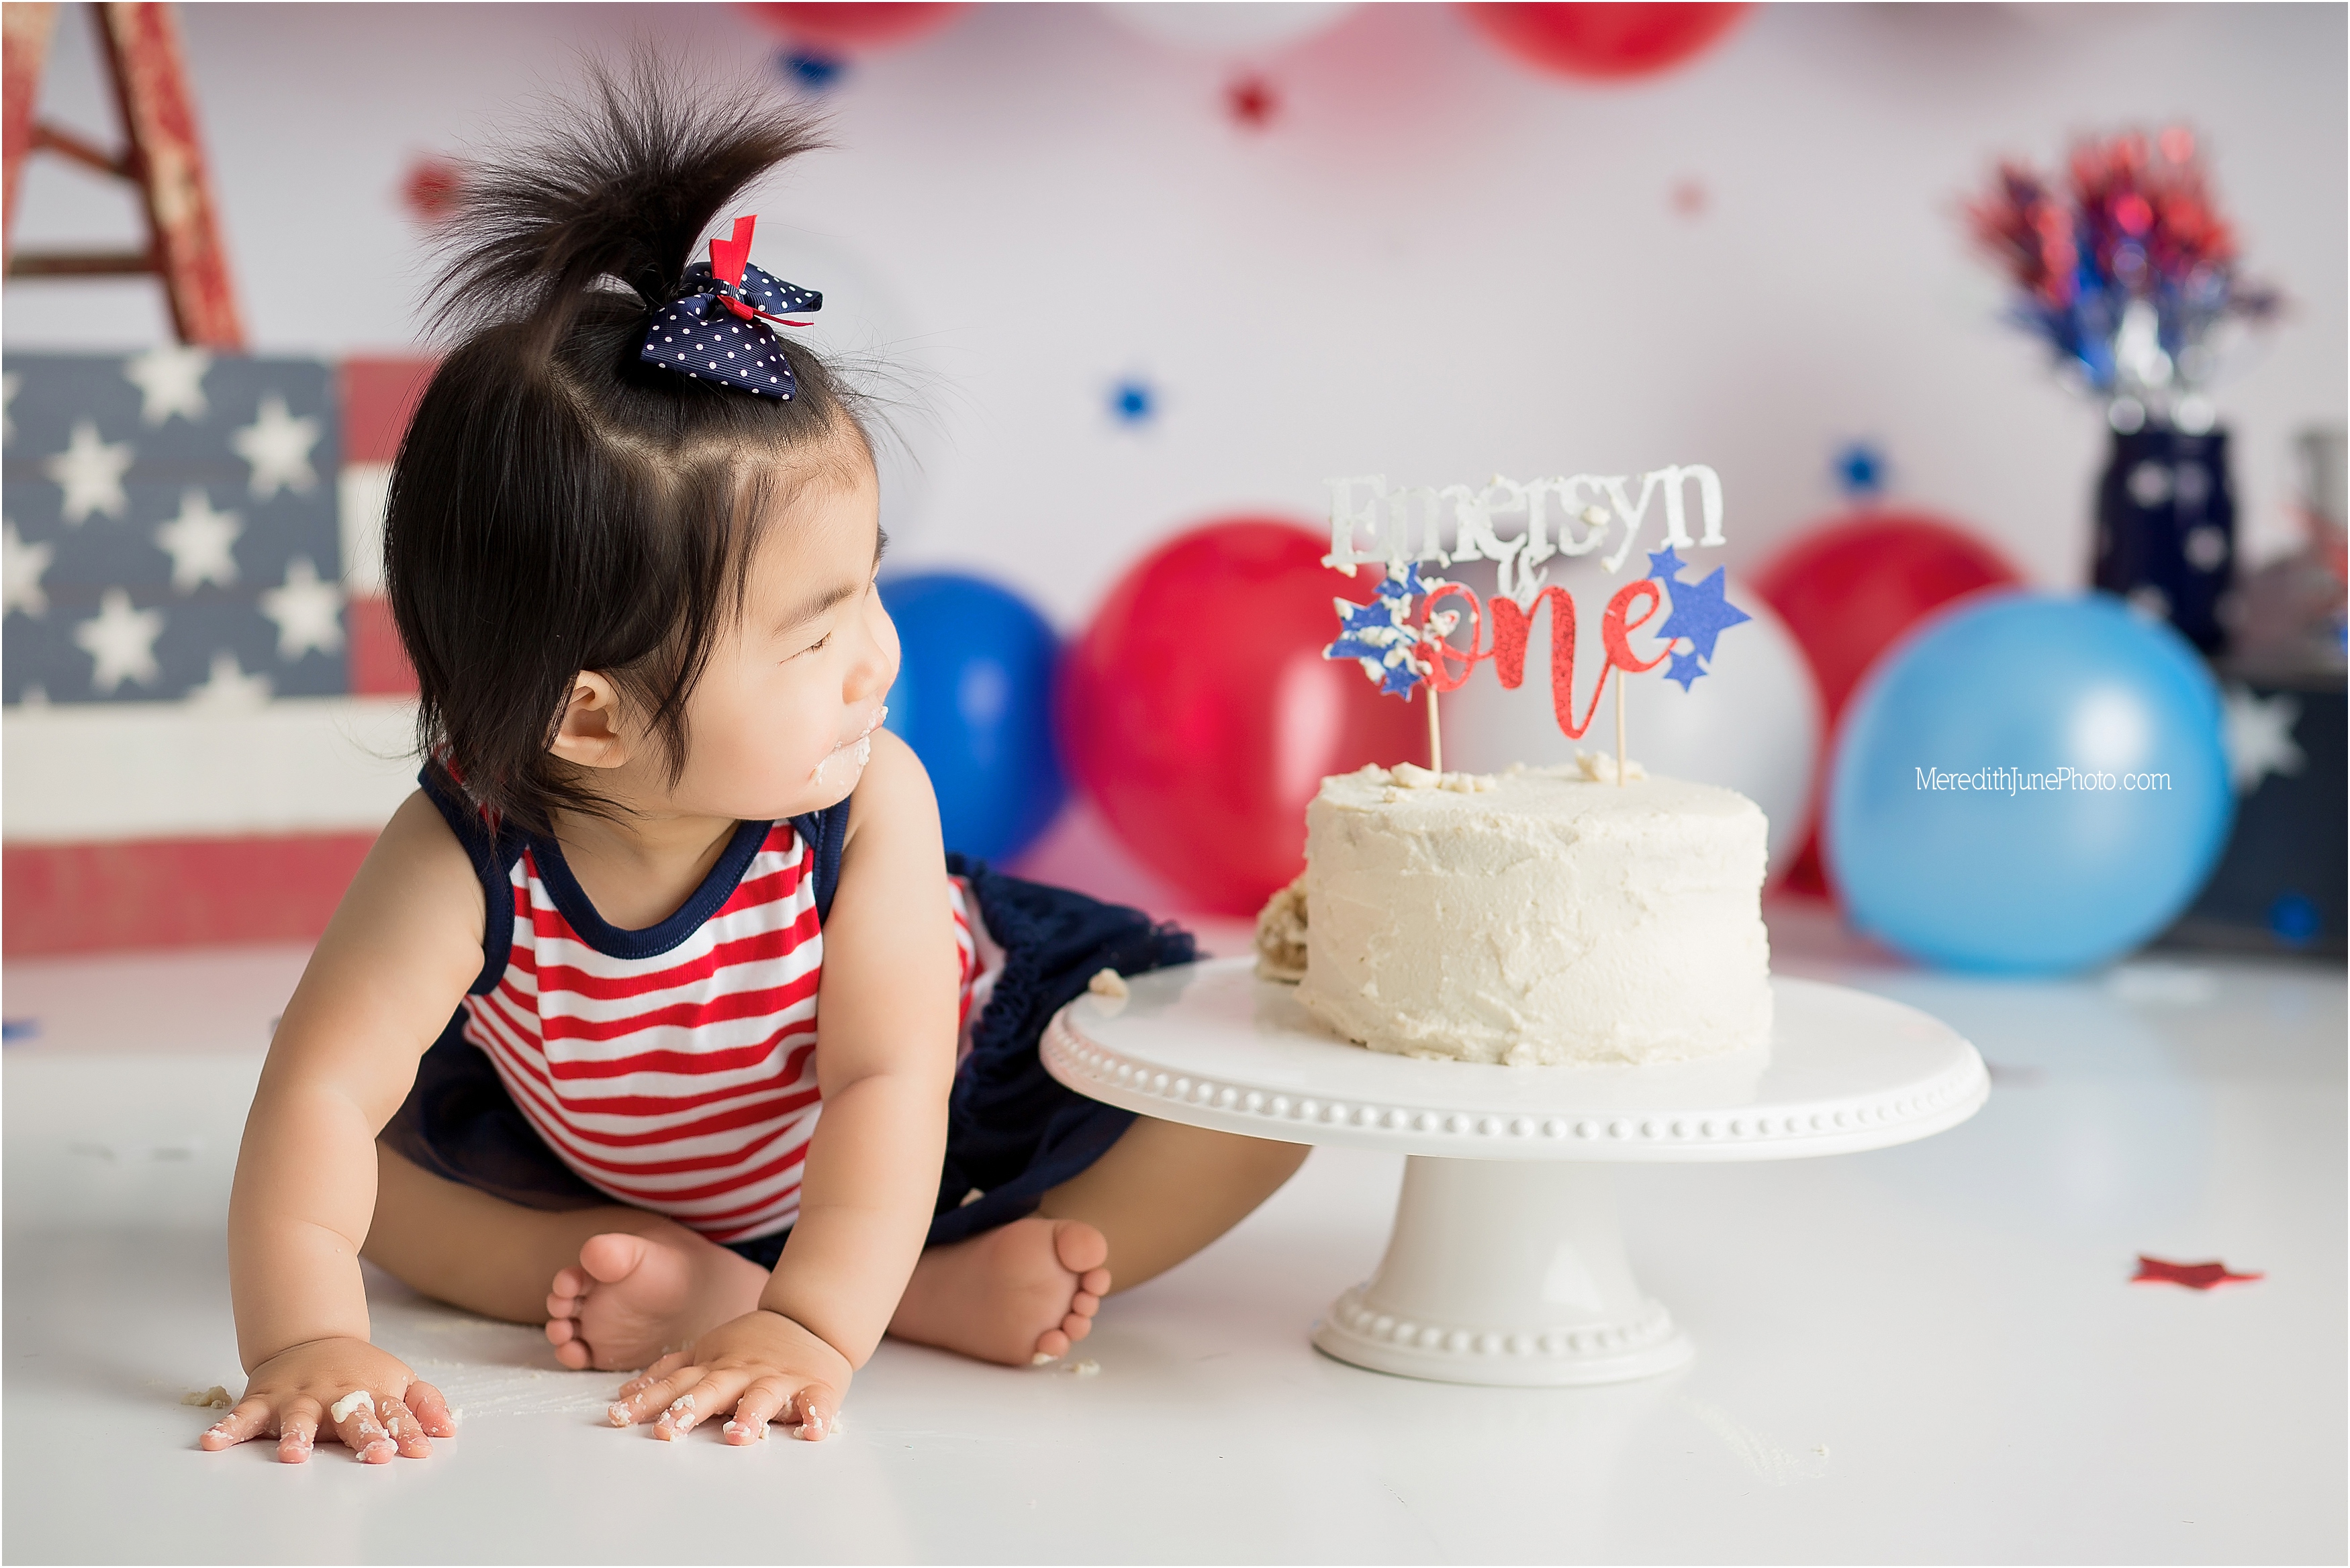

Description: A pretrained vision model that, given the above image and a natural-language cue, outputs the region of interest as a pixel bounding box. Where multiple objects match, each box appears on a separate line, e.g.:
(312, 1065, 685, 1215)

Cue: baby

(203, 70, 1306, 1463)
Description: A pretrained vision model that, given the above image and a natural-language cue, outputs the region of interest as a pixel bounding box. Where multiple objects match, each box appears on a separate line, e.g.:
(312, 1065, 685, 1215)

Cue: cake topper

(1320, 470, 1752, 783)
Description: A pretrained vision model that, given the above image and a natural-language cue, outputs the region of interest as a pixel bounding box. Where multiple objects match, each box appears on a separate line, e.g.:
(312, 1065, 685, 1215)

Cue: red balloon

(743, 3, 968, 51)
(1062, 520, 1422, 916)
(1752, 511, 2024, 896)
(1460, 3, 1751, 81)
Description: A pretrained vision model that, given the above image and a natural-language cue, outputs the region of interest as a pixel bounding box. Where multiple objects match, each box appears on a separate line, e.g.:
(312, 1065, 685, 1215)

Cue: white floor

(3, 913, 2343, 1565)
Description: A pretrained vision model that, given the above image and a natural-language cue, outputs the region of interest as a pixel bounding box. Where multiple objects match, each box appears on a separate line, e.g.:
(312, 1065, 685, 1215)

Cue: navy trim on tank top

(417, 768, 852, 991)
(788, 801, 849, 925)
(528, 819, 773, 962)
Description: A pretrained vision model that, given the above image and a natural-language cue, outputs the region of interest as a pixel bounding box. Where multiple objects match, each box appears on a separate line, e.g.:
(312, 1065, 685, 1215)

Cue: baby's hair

(385, 60, 867, 834)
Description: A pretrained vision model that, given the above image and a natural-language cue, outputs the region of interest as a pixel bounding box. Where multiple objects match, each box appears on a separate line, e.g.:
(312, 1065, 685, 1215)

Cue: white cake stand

(1042, 959, 1987, 1387)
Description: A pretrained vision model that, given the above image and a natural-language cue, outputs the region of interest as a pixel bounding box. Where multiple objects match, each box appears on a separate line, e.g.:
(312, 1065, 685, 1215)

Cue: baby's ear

(546, 671, 632, 770)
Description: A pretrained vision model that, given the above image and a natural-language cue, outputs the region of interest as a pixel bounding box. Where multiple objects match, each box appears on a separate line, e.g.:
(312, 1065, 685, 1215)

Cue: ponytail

(385, 60, 866, 834)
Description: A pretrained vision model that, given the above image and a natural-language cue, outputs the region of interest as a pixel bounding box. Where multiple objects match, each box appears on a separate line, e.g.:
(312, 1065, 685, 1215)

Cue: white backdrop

(8, 2, 2345, 620)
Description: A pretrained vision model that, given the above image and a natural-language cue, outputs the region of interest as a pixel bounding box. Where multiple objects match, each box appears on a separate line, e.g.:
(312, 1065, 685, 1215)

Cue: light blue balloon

(878, 573, 1067, 863)
(1826, 592, 2231, 974)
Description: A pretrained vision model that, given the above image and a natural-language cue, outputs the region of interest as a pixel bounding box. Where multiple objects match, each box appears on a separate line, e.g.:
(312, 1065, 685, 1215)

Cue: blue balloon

(1826, 592, 2231, 973)
(878, 573, 1067, 863)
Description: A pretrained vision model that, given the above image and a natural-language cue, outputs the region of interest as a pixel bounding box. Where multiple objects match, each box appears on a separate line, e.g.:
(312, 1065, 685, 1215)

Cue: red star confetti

(1226, 74, 1278, 130)
(2131, 1255, 2263, 1291)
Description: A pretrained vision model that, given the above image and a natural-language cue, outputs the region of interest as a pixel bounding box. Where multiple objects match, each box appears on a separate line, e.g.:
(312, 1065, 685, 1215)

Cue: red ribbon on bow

(704, 216, 812, 326)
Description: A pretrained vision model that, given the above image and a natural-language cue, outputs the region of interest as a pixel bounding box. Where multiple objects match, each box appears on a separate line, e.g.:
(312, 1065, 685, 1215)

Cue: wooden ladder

(2, 1, 243, 346)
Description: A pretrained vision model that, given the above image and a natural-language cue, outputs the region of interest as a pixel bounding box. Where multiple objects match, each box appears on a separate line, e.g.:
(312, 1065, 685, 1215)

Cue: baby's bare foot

(889, 1218, 1112, 1367)
(543, 1222, 767, 1373)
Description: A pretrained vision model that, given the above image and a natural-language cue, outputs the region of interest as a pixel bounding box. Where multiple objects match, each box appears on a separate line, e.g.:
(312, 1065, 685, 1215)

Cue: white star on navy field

(155, 489, 244, 591)
(123, 345, 213, 426)
(232, 394, 322, 499)
(75, 589, 166, 693)
(260, 556, 344, 659)
(185, 650, 273, 711)
(3, 521, 54, 618)
(2223, 685, 2305, 793)
(44, 421, 134, 525)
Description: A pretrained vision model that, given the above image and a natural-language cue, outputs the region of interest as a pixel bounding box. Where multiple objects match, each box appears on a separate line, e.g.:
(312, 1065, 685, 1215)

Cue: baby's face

(663, 456, 899, 822)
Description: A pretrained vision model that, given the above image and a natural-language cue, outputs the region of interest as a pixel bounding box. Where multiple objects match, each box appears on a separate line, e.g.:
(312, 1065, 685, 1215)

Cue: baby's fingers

(784, 1379, 841, 1442)
(276, 1400, 320, 1464)
(655, 1368, 749, 1441)
(326, 1390, 399, 1464)
(721, 1375, 798, 1444)
(197, 1395, 270, 1453)
(375, 1393, 434, 1459)
(402, 1378, 459, 1440)
(608, 1363, 703, 1430)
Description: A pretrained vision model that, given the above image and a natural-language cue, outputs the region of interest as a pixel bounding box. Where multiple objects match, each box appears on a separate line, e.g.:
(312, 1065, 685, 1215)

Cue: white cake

(1274, 759, 1771, 1065)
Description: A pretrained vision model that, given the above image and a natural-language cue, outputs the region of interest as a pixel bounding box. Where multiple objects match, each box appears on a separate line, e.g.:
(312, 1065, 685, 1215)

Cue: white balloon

(1101, 2, 1359, 55)
(1444, 563, 1823, 885)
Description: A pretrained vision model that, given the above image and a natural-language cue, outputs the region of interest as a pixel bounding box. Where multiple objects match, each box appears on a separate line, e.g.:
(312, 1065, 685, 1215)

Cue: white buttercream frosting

(1292, 762, 1771, 1065)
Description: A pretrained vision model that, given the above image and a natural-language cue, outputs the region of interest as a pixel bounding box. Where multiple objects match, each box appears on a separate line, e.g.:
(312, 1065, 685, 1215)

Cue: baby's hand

(606, 1309, 852, 1444)
(199, 1337, 455, 1464)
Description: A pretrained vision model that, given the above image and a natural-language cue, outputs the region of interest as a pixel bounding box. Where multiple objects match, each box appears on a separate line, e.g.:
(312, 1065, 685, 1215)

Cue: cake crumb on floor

(181, 1386, 232, 1408)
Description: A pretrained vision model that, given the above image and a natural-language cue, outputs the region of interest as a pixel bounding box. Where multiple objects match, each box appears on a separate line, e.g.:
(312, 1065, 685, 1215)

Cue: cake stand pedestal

(1043, 959, 1987, 1387)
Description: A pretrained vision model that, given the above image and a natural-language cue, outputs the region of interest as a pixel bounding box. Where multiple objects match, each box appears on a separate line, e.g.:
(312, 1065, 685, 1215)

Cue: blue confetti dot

(1114, 378, 1161, 425)
(780, 50, 845, 90)
(1835, 441, 1887, 499)
(2267, 891, 2322, 948)
(1, 1018, 38, 1044)
(1109, 379, 1157, 425)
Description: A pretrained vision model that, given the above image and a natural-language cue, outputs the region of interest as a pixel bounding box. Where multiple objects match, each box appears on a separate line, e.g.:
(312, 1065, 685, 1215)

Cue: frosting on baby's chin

(808, 706, 888, 791)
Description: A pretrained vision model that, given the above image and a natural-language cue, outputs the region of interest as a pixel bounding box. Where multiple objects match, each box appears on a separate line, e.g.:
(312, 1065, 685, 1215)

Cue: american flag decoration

(638, 215, 822, 399)
(3, 350, 345, 706)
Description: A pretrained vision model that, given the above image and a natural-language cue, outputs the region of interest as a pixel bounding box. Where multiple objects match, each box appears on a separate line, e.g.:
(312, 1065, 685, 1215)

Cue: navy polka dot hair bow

(639, 215, 821, 400)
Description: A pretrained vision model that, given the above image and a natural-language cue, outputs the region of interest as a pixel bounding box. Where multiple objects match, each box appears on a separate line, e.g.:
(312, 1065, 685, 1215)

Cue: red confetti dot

(1671, 178, 1707, 216)
(2131, 1255, 2263, 1291)
(1226, 74, 1278, 130)
(402, 156, 467, 227)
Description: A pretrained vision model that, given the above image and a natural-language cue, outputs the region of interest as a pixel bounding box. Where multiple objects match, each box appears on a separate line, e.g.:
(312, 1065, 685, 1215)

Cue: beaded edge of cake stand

(1041, 1010, 1989, 1154)
(1318, 1287, 1683, 1365)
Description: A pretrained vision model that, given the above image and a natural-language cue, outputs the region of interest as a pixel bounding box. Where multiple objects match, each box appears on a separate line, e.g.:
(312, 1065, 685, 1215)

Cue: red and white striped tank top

(457, 815, 987, 1245)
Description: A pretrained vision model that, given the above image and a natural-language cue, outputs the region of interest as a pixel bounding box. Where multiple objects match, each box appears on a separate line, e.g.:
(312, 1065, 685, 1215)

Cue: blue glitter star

(1377, 656, 1425, 697)
(1374, 561, 1432, 604)
(1663, 647, 1708, 690)
(1109, 378, 1157, 425)
(1656, 567, 1752, 663)
(1324, 568, 1434, 697)
(1835, 441, 1887, 499)
(1646, 544, 1689, 583)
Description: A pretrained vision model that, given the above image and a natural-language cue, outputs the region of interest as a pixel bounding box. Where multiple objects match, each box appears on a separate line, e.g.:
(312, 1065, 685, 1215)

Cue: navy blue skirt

(379, 857, 1196, 1271)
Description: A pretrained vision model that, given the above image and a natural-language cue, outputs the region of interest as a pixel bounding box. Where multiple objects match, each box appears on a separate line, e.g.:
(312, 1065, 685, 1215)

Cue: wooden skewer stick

(1607, 667, 1626, 785)
(1427, 683, 1443, 775)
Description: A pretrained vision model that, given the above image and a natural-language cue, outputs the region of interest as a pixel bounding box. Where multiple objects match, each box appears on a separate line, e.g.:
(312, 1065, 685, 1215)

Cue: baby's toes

(551, 1338, 592, 1370)
(1071, 1289, 1101, 1317)
(1079, 1267, 1111, 1297)
(1035, 1327, 1072, 1361)
(1062, 1311, 1093, 1344)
